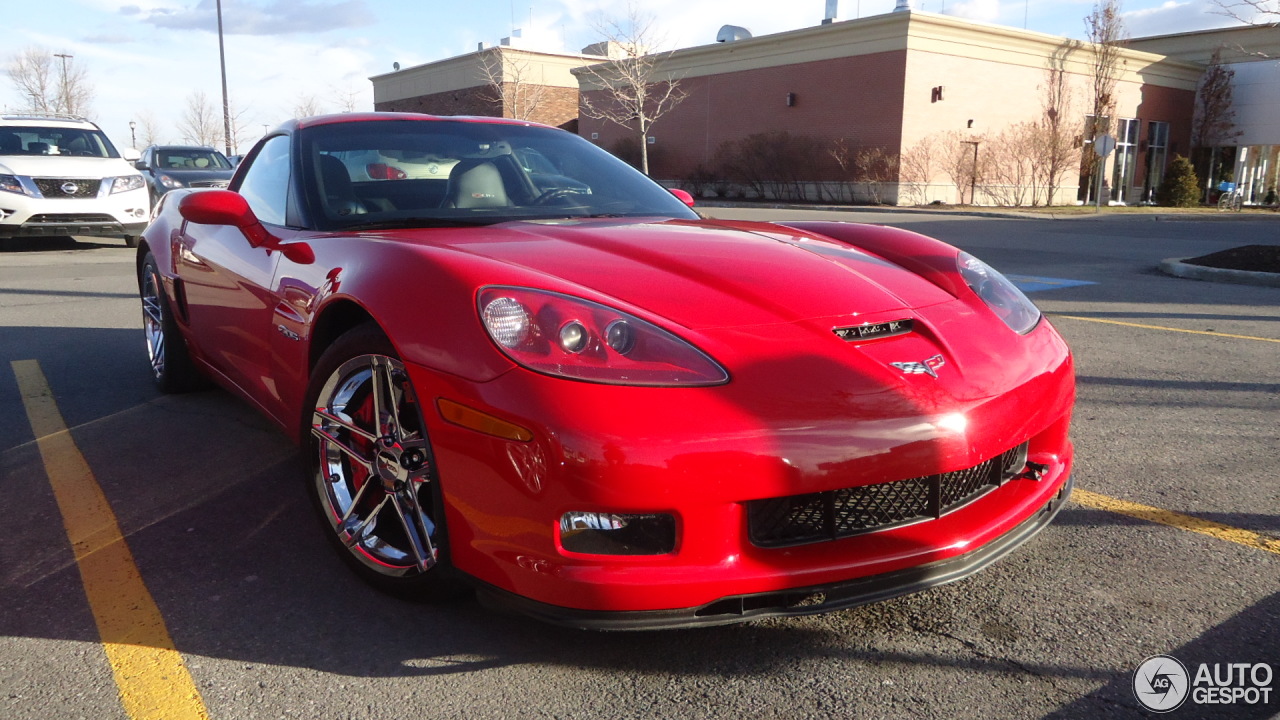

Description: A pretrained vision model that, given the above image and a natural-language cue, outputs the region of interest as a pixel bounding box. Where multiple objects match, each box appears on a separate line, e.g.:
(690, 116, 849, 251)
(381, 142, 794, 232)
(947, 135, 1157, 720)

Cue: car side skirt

(473, 476, 1072, 631)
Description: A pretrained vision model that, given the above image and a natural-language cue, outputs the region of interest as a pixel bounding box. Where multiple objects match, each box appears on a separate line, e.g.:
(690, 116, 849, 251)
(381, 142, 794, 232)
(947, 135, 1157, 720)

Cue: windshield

(156, 148, 233, 171)
(299, 119, 698, 230)
(0, 126, 119, 158)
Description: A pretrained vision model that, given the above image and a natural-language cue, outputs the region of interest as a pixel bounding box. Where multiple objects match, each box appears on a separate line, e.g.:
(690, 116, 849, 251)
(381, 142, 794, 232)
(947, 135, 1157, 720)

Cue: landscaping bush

(1157, 155, 1200, 207)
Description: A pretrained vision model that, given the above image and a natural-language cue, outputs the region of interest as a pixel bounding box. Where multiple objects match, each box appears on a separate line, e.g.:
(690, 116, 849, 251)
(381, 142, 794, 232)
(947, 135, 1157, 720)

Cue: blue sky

(3, 0, 1263, 153)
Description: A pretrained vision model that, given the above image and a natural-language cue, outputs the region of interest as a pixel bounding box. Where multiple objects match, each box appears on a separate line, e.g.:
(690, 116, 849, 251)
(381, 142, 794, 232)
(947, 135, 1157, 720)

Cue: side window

(237, 136, 290, 226)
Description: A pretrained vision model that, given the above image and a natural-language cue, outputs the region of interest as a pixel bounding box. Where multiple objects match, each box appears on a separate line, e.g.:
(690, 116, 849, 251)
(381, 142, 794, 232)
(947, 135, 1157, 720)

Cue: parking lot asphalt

(1, 212, 1277, 720)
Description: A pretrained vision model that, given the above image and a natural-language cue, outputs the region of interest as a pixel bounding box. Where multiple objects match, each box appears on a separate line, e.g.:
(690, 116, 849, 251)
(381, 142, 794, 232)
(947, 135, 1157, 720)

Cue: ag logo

(1134, 654, 1190, 712)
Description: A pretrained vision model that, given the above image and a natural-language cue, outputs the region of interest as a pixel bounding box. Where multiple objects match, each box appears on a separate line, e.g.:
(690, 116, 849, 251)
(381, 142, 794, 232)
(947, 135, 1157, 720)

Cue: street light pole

(216, 0, 232, 156)
(129, 120, 137, 148)
(53, 53, 73, 114)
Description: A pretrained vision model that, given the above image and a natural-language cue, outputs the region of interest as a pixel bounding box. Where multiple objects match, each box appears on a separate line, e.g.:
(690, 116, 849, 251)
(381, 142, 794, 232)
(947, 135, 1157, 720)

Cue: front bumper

(3, 217, 148, 239)
(477, 475, 1072, 630)
(0, 188, 150, 240)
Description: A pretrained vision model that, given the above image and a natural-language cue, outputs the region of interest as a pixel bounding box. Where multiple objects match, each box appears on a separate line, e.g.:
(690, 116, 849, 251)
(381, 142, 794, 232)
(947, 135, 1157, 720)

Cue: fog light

(559, 511, 676, 555)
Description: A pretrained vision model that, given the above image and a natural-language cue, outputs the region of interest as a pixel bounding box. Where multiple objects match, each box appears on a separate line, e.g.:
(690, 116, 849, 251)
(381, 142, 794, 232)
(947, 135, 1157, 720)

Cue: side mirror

(179, 190, 273, 248)
(134, 160, 149, 171)
(122, 148, 141, 162)
(670, 188, 695, 208)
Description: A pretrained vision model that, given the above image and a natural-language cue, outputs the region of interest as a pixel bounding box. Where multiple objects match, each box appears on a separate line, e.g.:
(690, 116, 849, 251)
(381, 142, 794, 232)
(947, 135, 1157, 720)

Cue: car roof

(0, 113, 100, 130)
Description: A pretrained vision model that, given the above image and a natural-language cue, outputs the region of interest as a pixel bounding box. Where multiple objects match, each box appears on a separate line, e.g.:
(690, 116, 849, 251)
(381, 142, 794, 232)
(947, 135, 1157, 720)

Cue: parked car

(0, 113, 149, 247)
(135, 145, 235, 201)
(137, 112, 1075, 629)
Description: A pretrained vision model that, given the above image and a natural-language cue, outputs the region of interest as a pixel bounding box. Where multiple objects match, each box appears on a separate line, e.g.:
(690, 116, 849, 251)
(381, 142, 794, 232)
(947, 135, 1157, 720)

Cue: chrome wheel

(311, 353, 440, 577)
(141, 268, 166, 381)
(140, 252, 203, 393)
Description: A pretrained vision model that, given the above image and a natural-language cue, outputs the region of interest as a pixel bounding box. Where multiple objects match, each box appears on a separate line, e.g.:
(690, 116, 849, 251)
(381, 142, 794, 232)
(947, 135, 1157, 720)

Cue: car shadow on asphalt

(1041, 590, 1280, 719)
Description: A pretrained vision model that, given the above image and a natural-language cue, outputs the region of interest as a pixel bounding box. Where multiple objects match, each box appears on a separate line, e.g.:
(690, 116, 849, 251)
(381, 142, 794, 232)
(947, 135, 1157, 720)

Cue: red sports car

(137, 113, 1074, 629)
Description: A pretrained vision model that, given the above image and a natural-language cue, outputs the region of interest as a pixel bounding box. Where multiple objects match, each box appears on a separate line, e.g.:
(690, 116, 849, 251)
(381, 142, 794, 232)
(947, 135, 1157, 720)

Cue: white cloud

(138, 0, 374, 35)
(949, 0, 1003, 22)
(1123, 0, 1249, 36)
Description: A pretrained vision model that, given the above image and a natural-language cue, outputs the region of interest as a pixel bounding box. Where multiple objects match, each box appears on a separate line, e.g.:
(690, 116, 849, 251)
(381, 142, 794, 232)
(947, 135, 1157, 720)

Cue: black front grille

(34, 178, 101, 198)
(27, 213, 115, 224)
(748, 444, 1029, 548)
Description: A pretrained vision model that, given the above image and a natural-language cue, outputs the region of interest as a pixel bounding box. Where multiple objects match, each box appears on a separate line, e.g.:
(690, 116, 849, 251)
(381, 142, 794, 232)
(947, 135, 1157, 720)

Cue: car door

(175, 135, 292, 417)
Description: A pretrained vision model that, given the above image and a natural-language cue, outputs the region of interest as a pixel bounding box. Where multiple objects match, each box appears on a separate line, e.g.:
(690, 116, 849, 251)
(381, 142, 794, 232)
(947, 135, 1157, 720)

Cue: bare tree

(828, 138, 857, 202)
(6, 47, 93, 116)
(225, 97, 256, 155)
(135, 109, 164, 146)
(480, 48, 550, 122)
(293, 94, 324, 119)
(1191, 48, 1242, 201)
(1083, 0, 1128, 202)
(983, 123, 1039, 207)
(899, 136, 941, 205)
(853, 147, 899, 205)
(577, 6, 687, 175)
(178, 91, 223, 147)
(1210, 0, 1279, 29)
(329, 84, 362, 113)
(934, 131, 983, 205)
(1036, 44, 1081, 206)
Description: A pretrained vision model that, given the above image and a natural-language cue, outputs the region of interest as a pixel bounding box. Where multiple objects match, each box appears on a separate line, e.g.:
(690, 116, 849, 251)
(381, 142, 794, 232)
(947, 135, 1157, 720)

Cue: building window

(1078, 114, 1109, 203)
(1110, 118, 1140, 203)
(1143, 121, 1169, 203)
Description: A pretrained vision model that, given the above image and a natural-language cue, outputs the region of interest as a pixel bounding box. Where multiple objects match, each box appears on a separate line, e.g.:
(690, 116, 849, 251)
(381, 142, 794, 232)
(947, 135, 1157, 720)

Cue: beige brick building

(577, 11, 1203, 206)
(370, 11, 1278, 207)
(371, 46, 601, 131)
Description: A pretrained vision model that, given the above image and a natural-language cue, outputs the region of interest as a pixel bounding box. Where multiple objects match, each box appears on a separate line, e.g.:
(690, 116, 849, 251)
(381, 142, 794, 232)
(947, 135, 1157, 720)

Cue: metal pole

(1095, 159, 1104, 213)
(216, 0, 232, 156)
(53, 53, 72, 114)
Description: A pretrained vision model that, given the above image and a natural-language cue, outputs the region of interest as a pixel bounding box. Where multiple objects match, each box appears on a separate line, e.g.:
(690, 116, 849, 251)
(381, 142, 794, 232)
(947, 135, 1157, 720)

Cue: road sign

(1093, 134, 1116, 158)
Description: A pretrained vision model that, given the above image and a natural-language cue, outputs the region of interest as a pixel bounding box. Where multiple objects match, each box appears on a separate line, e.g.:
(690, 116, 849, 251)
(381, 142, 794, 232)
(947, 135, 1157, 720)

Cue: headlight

(157, 174, 184, 190)
(110, 174, 147, 194)
(957, 252, 1041, 334)
(478, 287, 728, 386)
(0, 174, 28, 196)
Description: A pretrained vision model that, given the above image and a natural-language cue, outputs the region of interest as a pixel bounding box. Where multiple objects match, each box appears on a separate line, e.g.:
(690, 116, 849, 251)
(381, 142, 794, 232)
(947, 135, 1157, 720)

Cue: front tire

(140, 252, 204, 393)
(304, 323, 462, 599)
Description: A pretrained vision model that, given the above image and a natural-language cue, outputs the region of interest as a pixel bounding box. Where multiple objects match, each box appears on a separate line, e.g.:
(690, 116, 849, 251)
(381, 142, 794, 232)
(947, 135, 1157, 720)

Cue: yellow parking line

(11, 360, 210, 720)
(1073, 488, 1280, 556)
(1054, 314, 1280, 343)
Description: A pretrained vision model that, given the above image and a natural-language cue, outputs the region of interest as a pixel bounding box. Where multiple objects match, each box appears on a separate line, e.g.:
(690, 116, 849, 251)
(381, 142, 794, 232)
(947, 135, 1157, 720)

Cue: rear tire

(303, 322, 464, 600)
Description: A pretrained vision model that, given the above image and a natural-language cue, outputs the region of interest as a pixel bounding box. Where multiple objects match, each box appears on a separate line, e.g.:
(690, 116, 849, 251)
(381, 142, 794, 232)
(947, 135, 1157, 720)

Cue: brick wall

(580, 51, 908, 185)
(375, 84, 580, 129)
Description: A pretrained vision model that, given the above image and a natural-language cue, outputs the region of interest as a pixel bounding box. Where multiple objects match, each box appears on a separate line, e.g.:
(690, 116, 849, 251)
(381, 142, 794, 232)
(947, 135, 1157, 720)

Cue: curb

(695, 201, 1280, 222)
(1159, 258, 1280, 289)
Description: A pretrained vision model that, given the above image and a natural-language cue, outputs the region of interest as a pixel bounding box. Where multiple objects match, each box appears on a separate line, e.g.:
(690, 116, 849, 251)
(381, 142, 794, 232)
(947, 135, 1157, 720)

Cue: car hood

(420, 218, 956, 330)
(0, 155, 138, 178)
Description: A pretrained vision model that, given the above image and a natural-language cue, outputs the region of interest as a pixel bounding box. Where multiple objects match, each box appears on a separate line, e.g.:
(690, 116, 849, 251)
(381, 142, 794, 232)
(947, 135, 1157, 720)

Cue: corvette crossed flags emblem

(890, 354, 946, 378)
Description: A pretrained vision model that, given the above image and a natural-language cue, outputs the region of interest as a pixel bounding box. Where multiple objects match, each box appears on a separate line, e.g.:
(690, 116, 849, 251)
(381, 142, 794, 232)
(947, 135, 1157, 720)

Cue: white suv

(0, 113, 150, 247)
